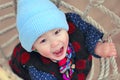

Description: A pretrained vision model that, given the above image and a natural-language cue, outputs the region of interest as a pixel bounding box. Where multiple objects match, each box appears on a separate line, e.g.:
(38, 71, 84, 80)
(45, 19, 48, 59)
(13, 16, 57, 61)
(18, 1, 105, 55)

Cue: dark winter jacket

(9, 13, 103, 80)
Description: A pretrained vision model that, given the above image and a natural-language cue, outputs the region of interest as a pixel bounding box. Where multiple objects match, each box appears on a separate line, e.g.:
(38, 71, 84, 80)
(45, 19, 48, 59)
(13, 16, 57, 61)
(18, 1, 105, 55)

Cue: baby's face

(33, 28, 69, 61)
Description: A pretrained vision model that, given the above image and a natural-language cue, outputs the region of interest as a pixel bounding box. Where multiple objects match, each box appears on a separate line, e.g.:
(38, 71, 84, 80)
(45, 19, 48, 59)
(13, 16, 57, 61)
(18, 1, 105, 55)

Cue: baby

(9, 0, 117, 80)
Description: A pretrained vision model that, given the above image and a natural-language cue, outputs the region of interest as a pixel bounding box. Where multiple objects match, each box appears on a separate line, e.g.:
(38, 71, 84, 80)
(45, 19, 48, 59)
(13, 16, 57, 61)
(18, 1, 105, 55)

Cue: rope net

(0, 0, 120, 80)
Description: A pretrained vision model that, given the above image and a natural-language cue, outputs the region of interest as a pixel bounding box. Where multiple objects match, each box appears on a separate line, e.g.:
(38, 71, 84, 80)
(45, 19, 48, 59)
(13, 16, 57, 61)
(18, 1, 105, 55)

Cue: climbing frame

(0, 0, 120, 80)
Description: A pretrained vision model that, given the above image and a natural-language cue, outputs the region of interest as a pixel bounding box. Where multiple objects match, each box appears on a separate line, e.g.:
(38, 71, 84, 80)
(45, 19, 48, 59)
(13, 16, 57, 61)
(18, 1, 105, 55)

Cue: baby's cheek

(63, 36, 69, 44)
(40, 50, 51, 57)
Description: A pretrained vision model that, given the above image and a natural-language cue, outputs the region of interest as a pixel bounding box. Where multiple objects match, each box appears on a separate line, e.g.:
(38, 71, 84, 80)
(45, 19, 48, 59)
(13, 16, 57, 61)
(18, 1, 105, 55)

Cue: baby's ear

(32, 46, 38, 52)
(32, 46, 35, 50)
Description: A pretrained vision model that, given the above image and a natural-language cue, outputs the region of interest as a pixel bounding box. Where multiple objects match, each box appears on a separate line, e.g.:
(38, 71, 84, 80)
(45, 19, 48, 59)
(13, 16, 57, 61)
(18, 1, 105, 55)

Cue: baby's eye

(40, 39, 46, 43)
(55, 29, 61, 35)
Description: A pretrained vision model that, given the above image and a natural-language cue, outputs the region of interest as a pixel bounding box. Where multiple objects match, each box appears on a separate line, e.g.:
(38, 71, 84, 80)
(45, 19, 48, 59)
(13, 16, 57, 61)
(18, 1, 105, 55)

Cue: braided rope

(51, 0, 106, 33)
(82, 3, 92, 19)
(83, 1, 111, 78)
(0, 0, 120, 80)
(97, 58, 110, 80)
(97, 4, 120, 28)
(97, 58, 105, 80)
(110, 57, 118, 74)
(51, 0, 120, 80)
(103, 58, 110, 79)
(51, 0, 106, 79)
(0, 23, 16, 35)
(109, 38, 119, 74)
(82, 0, 105, 18)
(83, 0, 120, 79)
(0, 13, 15, 22)
(1, 34, 18, 49)
(56, 0, 61, 8)
(97, 4, 120, 80)
(0, 1, 21, 80)
(0, 67, 12, 80)
(0, 1, 14, 10)
(87, 1, 110, 79)
(0, 66, 22, 80)
(0, 46, 7, 60)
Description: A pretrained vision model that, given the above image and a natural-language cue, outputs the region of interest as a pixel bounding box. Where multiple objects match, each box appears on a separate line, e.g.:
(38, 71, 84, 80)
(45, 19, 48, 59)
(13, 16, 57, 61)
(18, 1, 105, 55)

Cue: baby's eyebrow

(39, 32, 48, 38)
(38, 35, 46, 40)
(39, 29, 59, 39)
(53, 29, 60, 31)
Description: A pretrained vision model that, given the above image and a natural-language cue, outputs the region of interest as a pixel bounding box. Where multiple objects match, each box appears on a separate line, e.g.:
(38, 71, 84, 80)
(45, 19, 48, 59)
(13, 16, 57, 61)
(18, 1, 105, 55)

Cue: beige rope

(89, 0, 105, 7)
(110, 57, 118, 74)
(0, 66, 22, 80)
(0, 0, 120, 80)
(0, 23, 16, 35)
(103, 28, 120, 41)
(0, 1, 14, 10)
(97, 5, 120, 28)
(88, 0, 120, 79)
(56, 0, 61, 8)
(82, 3, 92, 19)
(51, 0, 105, 33)
(104, 58, 110, 78)
(1, 34, 18, 49)
(51, 0, 106, 80)
(109, 38, 119, 75)
(82, 0, 105, 19)
(97, 58, 106, 80)
(0, 34, 18, 60)
(83, 1, 111, 79)
(52, 0, 120, 80)
(0, 46, 7, 60)
(96, 4, 120, 41)
(0, 13, 15, 22)
(0, 67, 13, 80)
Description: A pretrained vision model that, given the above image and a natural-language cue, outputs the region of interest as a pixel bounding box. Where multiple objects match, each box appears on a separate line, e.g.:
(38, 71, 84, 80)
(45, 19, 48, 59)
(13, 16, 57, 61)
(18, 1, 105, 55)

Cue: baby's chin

(51, 53, 66, 62)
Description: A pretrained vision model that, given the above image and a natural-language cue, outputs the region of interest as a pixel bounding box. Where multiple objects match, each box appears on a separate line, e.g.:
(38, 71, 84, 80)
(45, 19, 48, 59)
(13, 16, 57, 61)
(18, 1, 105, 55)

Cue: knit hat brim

(18, 9, 69, 52)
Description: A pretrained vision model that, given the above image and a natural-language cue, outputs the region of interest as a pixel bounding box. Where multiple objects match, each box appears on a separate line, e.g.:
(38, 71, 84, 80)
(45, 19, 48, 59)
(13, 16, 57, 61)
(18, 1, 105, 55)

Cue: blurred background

(0, 0, 120, 80)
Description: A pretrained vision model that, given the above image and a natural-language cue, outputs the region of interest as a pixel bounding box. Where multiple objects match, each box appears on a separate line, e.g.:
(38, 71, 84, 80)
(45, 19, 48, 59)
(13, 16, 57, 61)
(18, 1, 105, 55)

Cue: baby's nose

(51, 40, 59, 48)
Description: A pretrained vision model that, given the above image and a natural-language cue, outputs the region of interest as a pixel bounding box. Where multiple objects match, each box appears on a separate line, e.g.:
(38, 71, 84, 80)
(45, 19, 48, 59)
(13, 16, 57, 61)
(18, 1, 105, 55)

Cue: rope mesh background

(0, 0, 120, 80)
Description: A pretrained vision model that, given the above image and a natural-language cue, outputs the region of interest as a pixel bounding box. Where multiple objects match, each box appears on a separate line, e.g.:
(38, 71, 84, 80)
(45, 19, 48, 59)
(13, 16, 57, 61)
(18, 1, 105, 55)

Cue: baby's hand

(95, 42, 117, 58)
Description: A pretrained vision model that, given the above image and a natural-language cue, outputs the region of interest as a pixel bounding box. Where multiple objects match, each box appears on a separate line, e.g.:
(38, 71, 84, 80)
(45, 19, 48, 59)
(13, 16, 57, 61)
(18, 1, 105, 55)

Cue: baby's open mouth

(53, 47, 64, 57)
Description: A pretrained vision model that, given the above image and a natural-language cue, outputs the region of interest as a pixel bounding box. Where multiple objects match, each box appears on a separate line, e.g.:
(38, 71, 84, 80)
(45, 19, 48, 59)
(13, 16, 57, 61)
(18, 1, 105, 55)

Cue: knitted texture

(58, 43, 75, 80)
(17, 0, 69, 52)
(9, 13, 103, 80)
(66, 13, 103, 58)
(29, 66, 57, 80)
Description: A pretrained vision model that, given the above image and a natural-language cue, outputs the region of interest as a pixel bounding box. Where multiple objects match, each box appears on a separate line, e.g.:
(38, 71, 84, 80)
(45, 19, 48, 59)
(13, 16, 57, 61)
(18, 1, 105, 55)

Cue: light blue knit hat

(17, 0, 69, 52)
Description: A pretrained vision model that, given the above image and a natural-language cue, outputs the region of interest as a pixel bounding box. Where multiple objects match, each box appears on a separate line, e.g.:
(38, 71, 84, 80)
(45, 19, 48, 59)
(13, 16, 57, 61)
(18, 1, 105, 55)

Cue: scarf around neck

(57, 43, 75, 80)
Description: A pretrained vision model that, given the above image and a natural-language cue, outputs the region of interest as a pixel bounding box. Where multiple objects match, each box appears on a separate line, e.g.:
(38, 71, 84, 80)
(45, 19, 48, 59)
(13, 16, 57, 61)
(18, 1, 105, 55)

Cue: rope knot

(90, 0, 105, 7)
